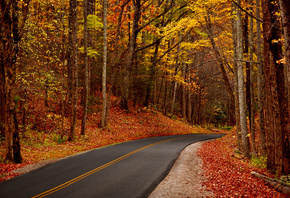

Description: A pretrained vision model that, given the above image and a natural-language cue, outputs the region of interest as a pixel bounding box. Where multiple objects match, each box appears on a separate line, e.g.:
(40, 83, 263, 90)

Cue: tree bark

(263, 0, 290, 175)
(232, 1, 242, 151)
(263, 0, 276, 170)
(278, 0, 290, 105)
(249, 0, 256, 154)
(278, 0, 290, 175)
(68, 0, 78, 141)
(256, 0, 266, 156)
(236, 0, 250, 158)
(81, 0, 89, 134)
(0, 0, 30, 162)
(182, 63, 186, 119)
(101, 0, 108, 128)
(187, 64, 192, 123)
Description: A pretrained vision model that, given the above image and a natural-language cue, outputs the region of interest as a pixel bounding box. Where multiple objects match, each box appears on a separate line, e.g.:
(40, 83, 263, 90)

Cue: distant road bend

(0, 134, 224, 198)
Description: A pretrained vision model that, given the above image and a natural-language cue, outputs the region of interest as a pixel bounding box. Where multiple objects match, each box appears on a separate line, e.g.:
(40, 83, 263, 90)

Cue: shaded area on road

(0, 134, 224, 198)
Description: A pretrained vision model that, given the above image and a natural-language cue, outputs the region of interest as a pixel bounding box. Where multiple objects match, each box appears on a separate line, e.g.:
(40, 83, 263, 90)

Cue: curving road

(0, 134, 223, 198)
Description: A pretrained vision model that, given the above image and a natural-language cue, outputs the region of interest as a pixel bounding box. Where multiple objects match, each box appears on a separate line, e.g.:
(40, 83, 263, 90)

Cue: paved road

(0, 134, 223, 198)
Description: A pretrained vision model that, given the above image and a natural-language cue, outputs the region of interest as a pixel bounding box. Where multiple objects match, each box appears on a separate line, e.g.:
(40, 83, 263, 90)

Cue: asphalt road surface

(0, 134, 223, 198)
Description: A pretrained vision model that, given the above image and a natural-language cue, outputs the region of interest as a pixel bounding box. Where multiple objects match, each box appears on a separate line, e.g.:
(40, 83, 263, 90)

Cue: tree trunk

(278, 0, 290, 107)
(256, 0, 266, 156)
(13, 104, 22, 163)
(101, 0, 108, 128)
(0, 0, 30, 162)
(232, 1, 242, 151)
(243, 0, 255, 154)
(249, 0, 256, 154)
(68, 0, 78, 141)
(186, 64, 192, 123)
(263, 0, 276, 171)
(263, 0, 290, 176)
(81, 0, 89, 134)
(182, 63, 186, 119)
(278, 0, 290, 175)
(0, 62, 4, 138)
(236, 0, 250, 158)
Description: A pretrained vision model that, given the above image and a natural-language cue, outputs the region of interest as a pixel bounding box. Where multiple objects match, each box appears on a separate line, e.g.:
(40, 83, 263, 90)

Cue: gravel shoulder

(148, 141, 214, 198)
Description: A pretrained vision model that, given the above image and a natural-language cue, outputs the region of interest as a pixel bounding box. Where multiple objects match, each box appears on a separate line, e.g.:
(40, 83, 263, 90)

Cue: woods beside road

(1, 0, 290, 196)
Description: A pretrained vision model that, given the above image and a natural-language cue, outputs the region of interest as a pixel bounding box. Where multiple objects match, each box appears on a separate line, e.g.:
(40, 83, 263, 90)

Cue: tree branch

(232, 0, 263, 23)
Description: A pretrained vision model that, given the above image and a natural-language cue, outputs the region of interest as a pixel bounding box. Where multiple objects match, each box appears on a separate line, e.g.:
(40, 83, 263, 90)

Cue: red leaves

(199, 136, 289, 197)
(0, 162, 29, 182)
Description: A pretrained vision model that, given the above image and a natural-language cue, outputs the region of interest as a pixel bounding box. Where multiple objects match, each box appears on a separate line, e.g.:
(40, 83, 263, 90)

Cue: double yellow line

(33, 137, 183, 198)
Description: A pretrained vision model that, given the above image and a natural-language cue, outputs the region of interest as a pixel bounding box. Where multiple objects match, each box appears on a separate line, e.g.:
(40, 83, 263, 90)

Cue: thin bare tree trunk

(236, 0, 250, 158)
(182, 63, 186, 119)
(256, 0, 266, 156)
(186, 64, 192, 123)
(101, 0, 108, 128)
(81, 0, 89, 134)
(232, 1, 242, 151)
(68, 0, 78, 141)
(249, 0, 256, 154)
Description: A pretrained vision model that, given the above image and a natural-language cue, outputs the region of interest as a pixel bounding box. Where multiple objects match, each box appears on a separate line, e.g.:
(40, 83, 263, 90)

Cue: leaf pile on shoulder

(198, 129, 289, 197)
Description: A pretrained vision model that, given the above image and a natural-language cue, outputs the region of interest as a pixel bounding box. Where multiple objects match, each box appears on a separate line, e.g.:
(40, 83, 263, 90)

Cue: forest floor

(0, 104, 289, 197)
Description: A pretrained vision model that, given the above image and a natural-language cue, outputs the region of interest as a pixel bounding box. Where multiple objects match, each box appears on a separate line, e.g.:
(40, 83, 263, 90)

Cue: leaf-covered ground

(199, 129, 290, 197)
(0, 105, 210, 182)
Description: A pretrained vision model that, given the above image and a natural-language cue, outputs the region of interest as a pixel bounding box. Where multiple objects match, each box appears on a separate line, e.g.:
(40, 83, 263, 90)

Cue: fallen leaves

(198, 131, 290, 197)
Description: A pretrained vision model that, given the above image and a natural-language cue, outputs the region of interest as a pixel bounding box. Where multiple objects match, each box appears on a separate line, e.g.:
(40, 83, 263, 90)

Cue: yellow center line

(32, 137, 184, 198)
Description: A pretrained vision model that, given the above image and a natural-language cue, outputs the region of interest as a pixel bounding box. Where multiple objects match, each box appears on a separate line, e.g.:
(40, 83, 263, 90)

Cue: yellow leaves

(87, 14, 103, 30)
(277, 57, 286, 64)
(183, 39, 211, 51)
(161, 17, 198, 40)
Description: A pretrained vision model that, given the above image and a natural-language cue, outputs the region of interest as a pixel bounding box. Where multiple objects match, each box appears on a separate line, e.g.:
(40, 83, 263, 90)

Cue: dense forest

(1, 0, 290, 176)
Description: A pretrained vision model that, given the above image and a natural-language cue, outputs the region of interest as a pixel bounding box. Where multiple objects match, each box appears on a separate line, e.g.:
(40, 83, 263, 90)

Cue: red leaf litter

(198, 136, 290, 198)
